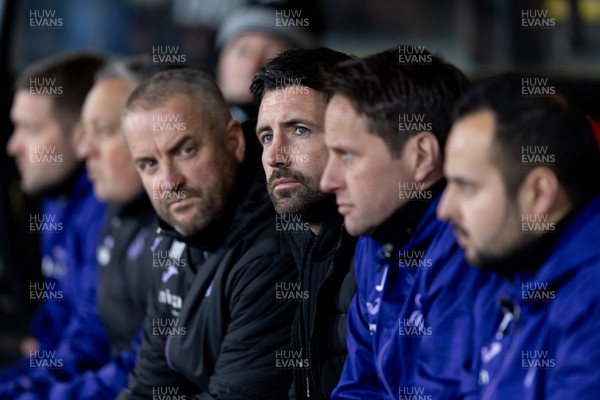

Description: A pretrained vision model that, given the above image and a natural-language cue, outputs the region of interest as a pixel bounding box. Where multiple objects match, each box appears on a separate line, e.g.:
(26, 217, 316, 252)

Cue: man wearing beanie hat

(215, 2, 319, 122)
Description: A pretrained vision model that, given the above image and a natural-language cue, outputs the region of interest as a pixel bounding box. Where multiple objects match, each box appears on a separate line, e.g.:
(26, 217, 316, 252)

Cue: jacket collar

(370, 179, 446, 250)
(285, 197, 344, 265)
(39, 164, 87, 199)
(511, 194, 600, 291)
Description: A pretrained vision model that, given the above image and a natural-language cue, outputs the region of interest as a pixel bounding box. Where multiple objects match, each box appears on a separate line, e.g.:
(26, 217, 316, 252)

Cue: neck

(546, 188, 573, 226)
(302, 195, 337, 236)
(39, 164, 85, 198)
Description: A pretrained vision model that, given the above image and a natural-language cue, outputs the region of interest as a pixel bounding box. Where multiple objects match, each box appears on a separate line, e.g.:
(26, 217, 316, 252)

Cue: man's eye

(97, 126, 114, 136)
(261, 134, 273, 144)
(458, 182, 475, 194)
(340, 152, 354, 161)
(179, 146, 196, 158)
(296, 126, 309, 135)
(139, 160, 156, 172)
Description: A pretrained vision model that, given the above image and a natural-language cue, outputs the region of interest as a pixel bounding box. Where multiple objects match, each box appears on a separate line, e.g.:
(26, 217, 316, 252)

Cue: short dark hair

(16, 52, 105, 134)
(250, 47, 351, 105)
(454, 72, 600, 205)
(325, 45, 469, 157)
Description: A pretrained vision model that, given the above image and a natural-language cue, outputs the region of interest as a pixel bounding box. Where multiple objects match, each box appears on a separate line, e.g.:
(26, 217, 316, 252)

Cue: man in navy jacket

(5, 56, 168, 400)
(320, 47, 484, 399)
(437, 73, 600, 399)
(2, 53, 108, 397)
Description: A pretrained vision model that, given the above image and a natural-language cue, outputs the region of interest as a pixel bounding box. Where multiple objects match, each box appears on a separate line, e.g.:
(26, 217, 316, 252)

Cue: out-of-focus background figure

(215, 2, 318, 122)
(1, 52, 109, 396)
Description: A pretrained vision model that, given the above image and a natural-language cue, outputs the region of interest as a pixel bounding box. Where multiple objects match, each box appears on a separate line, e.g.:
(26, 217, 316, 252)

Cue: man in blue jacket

(2, 53, 108, 396)
(437, 73, 600, 399)
(5, 56, 169, 400)
(320, 47, 483, 399)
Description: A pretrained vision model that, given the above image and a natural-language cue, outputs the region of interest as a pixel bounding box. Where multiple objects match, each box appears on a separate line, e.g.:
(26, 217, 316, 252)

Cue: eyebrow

(132, 133, 196, 165)
(256, 118, 317, 137)
(447, 176, 475, 186)
(164, 133, 195, 156)
(89, 118, 117, 128)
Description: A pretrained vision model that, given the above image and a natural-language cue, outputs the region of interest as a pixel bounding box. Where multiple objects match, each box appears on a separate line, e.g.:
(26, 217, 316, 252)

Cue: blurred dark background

(1, 0, 599, 365)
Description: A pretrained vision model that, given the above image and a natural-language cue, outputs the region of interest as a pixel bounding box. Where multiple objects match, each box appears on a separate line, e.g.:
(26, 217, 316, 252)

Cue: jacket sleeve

(31, 198, 106, 354)
(38, 194, 110, 379)
(10, 348, 135, 400)
(548, 272, 600, 400)
(331, 291, 386, 400)
(1, 201, 110, 397)
(193, 253, 297, 400)
(410, 225, 486, 400)
(29, 299, 72, 354)
(48, 276, 111, 377)
(53, 191, 110, 374)
(117, 271, 195, 400)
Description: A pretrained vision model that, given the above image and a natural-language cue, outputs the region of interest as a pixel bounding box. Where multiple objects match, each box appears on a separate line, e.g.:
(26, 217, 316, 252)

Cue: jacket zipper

(306, 227, 346, 399)
(481, 299, 521, 400)
(376, 244, 396, 399)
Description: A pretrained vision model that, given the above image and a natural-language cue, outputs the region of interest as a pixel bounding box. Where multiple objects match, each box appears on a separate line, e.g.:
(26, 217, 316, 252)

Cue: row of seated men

(2, 44, 600, 400)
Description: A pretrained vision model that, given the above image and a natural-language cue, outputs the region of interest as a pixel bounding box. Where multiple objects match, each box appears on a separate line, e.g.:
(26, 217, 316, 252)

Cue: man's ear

(224, 120, 245, 163)
(404, 131, 440, 182)
(518, 167, 560, 215)
(71, 120, 83, 146)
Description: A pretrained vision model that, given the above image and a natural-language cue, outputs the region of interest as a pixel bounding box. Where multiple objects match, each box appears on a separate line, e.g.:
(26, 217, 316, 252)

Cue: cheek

(261, 151, 272, 178)
(106, 141, 137, 181)
(220, 56, 251, 85)
(346, 165, 378, 205)
(312, 146, 329, 170)
(102, 140, 123, 170)
(303, 149, 328, 181)
(141, 177, 154, 197)
(37, 128, 62, 148)
(354, 159, 396, 200)
(468, 192, 506, 242)
(185, 152, 220, 190)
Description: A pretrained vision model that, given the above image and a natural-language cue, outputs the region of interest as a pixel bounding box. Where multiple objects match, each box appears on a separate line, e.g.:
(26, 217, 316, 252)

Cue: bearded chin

(271, 188, 304, 215)
(470, 249, 508, 271)
(271, 185, 332, 223)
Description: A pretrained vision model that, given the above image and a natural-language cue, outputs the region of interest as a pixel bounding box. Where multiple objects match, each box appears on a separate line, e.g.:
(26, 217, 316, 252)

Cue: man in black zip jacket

(250, 48, 357, 400)
(117, 68, 297, 400)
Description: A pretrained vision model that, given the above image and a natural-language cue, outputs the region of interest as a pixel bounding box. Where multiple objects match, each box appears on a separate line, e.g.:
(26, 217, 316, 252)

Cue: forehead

(83, 79, 135, 115)
(324, 95, 371, 144)
(226, 31, 290, 51)
(11, 90, 53, 118)
(123, 93, 210, 150)
(259, 88, 324, 114)
(446, 110, 496, 171)
(126, 93, 198, 127)
(90, 78, 136, 100)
